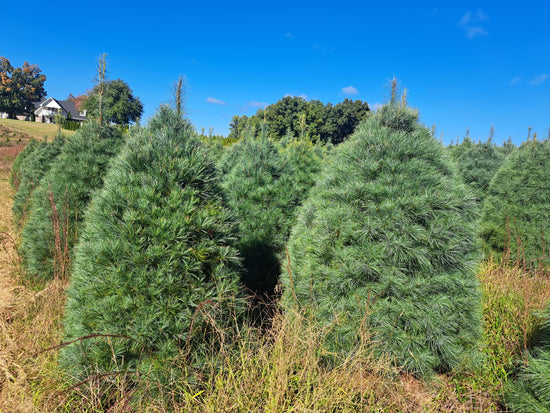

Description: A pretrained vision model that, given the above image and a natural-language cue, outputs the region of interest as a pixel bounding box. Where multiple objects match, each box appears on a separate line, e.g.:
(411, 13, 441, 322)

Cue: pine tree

(60, 106, 244, 391)
(281, 103, 482, 376)
(481, 139, 550, 269)
(20, 121, 123, 280)
(217, 133, 324, 299)
(12, 134, 65, 226)
(448, 137, 507, 202)
(9, 138, 38, 189)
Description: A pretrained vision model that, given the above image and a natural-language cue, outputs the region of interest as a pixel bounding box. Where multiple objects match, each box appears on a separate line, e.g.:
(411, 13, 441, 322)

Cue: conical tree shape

(448, 137, 508, 203)
(9, 138, 38, 189)
(12, 134, 65, 225)
(20, 122, 123, 280)
(218, 134, 324, 299)
(60, 106, 244, 389)
(281, 104, 482, 376)
(481, 139, 550, 269)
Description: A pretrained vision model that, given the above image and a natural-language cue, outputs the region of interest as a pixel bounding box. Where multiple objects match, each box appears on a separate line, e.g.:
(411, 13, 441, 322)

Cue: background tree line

(1, 55, 143, 127)
(228, 96, 370, 144)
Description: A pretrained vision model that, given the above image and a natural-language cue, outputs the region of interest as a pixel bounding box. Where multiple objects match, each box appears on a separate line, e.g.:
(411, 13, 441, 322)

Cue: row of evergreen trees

(448, 136, 550, 269)
(10, 94, 550, 409)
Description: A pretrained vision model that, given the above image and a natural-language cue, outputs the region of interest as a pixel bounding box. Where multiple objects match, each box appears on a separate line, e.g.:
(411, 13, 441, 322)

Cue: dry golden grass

(0, 147, 67, 412)
(480, 259, 550, 372)
(172, 309, 499, 413)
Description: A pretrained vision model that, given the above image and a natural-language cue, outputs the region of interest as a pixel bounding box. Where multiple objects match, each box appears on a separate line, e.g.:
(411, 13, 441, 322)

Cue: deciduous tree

(0, 57, 46, 118)
(82, 78, 143, 125)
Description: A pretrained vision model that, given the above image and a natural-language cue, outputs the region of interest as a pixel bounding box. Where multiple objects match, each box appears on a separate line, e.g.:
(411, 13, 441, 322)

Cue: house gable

(34, 97, 87, 123)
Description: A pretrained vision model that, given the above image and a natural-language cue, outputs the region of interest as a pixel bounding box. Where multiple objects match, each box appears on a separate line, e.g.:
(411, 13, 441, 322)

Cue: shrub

(481, 139, 550, 269)
(12, 134, 65, 225)
(20, 122, 123, 280)
(281, 104, 482, 377)
(448, 137, 507, 202)
(9, 138, 38, 189)
(505, 303, 550, 412)
(218, 134, 324, 299)
(60, 107, 244, 394)
(61, 119, 81, 131)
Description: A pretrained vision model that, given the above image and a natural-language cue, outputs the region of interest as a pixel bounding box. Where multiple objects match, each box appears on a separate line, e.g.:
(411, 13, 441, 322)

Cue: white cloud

(476, 9, 488, 21)
(531, 74, 549, 85)
(509, 76, 521, 85)
(342, 85, 359, 95)
(284, 93, 308, 100)
(312, 43, 335, 54)
(459, 9, 488, 39)
(370, 102, 383, 112)
(285, 32, 294, 39)
(465, 26, 487, 39)
(459, 11, 472, 26)
(248, 101, 267, 108)
(206, 97, 226, 105)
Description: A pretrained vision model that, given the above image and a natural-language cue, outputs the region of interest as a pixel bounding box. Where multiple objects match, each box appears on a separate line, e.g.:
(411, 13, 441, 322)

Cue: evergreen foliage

(481, 139, 550, 269)
(281, 104, 482, 377)
(60, 106, 244, 389)
(20, 122, 123, 280)
(448, 137, 507, 202)
(9, 138, 38, 189)
(12, 134, 65, 225)
(505, 304, 550, 412)
(218, 134, 324, 298)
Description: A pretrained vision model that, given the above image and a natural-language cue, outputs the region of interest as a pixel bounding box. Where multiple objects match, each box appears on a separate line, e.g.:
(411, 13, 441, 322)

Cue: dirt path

(0, 144, 68, 411)
(0, 152, 19, 322)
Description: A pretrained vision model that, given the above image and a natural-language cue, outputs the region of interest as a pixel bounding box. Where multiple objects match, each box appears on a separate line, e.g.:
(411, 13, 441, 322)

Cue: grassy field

(0, 127, 549, 411)
(0, 118, 74, 142)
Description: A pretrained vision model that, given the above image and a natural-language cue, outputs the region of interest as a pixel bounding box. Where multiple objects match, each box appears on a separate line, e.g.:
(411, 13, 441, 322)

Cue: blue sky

(2, 1, 549, 144)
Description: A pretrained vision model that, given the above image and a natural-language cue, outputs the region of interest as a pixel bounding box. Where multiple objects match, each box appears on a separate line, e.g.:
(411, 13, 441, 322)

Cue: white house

(34, 97, 87, 124)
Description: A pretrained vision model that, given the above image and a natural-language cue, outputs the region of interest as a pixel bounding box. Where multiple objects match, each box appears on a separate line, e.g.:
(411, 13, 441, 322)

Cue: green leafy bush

(12, 134, 65, 225)
(505, 304, 550, 412)
(60, 107, 244, 391)
(20, 122, 123, 280)
(9, 138, 38, 189)
(481, 139, 550, 269)
(448, 137, 508, 202)
(281, 104, 482, 377)
(218, 135, 324, 298)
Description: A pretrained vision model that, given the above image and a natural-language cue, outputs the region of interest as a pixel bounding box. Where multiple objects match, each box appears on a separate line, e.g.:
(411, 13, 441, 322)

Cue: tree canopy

(228, 96, 369, 144)
(82, 78, 143, 125)
(0, 57, 46, 118)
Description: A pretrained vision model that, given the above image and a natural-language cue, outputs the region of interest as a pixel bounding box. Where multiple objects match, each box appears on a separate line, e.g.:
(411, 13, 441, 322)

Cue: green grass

(0, 118, 75, 141)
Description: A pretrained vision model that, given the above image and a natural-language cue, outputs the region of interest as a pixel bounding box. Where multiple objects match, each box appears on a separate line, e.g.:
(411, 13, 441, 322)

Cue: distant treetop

(228, 96, 369, 144)
(82, 78, 143, 126)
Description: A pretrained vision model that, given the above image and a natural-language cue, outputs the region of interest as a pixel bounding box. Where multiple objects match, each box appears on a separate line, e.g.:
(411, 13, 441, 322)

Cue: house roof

(34, 97, 87, 121)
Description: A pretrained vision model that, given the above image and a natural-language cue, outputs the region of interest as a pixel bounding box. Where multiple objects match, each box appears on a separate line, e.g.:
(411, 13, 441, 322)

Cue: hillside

(0, 119, 74, 142)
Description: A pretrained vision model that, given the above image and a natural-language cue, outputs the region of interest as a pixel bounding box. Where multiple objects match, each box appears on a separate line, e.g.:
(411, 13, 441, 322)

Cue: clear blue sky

(3, 1, 549, 144)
